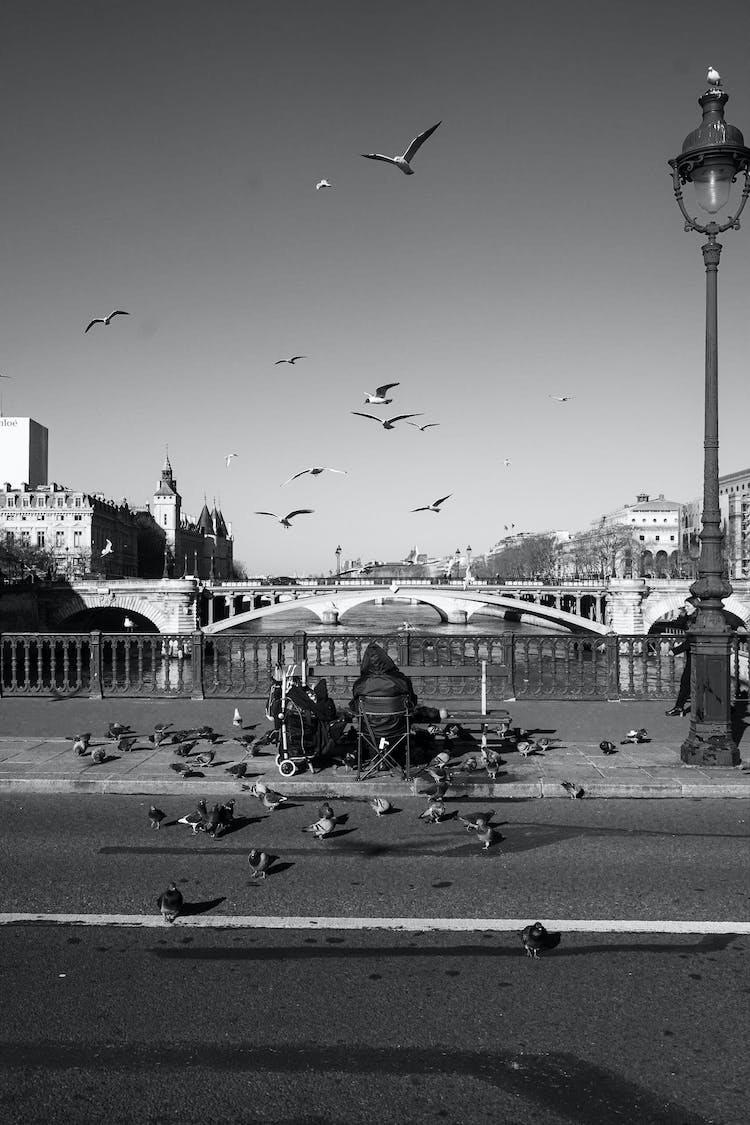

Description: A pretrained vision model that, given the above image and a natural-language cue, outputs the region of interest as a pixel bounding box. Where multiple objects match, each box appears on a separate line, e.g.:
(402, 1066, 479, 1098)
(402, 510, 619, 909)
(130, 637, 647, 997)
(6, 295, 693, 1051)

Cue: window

(655, 535, 660, 542)
(36, 531, 45, 547)
(20, 530, 30, 545)
(74, 497, 81, 508)
(639, 535, 645, 541)
(670, 535, 675, 541)
(22, 496, 29, 507)
(73, 531, 82, 547)
(55, 531, 65, 548)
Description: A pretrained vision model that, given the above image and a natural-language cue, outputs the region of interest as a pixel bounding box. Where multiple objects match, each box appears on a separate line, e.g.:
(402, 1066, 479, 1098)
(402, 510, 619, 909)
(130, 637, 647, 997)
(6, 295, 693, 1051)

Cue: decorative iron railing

(0, 630, 747, 703)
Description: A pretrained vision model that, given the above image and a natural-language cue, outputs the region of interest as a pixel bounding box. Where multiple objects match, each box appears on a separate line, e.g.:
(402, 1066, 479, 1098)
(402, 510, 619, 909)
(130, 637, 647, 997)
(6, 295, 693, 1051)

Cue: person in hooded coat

(347, 641, 447, 740)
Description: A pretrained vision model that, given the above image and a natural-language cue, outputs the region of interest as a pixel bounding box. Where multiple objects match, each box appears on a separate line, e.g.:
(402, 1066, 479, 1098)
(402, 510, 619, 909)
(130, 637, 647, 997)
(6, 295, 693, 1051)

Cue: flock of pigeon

(71, 710, 650, 954)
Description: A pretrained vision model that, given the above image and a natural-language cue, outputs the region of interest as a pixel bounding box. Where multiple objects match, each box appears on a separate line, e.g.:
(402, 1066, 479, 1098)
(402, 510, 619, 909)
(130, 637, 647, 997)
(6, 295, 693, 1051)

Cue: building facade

(0, 454, 233, 581)
(597, 493, 682, 578)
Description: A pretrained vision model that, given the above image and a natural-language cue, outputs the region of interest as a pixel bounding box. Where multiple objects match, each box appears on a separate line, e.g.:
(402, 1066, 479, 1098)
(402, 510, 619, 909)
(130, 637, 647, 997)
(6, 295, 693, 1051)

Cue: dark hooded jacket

(350, 642, 418, 709)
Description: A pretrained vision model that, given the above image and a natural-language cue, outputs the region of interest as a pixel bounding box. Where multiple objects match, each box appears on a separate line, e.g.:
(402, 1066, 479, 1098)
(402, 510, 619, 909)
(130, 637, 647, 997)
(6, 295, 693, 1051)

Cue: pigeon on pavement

(225, 761, 248, 779)
(71, 733, 91, 756)
(476, 824, 501, 851)
(90, 746, 106, 765)
(599, 740, 617, 755)
(522, 921, 561, 958)
(621, 728, 649, 745)
(458, 812, 493, 833)
(157, 883, 183, 925)
(561, 780, 585, 799)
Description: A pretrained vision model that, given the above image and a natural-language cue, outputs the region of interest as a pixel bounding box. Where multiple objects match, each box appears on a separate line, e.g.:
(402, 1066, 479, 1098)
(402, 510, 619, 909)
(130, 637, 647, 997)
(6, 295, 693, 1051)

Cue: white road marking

(0, 914, 747, 933)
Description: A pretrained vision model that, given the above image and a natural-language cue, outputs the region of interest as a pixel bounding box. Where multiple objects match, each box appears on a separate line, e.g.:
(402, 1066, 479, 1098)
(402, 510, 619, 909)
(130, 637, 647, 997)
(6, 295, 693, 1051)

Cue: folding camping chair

(355, 693, 411, 780)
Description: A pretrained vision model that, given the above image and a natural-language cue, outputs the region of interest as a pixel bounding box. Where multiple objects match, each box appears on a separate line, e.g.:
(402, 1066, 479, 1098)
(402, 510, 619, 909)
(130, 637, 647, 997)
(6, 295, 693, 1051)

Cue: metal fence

(1, 630, 748, 703)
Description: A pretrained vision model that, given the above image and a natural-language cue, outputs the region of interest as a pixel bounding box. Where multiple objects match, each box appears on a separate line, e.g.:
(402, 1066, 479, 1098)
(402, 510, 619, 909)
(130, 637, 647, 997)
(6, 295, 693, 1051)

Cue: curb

(0, 777, 748, 799)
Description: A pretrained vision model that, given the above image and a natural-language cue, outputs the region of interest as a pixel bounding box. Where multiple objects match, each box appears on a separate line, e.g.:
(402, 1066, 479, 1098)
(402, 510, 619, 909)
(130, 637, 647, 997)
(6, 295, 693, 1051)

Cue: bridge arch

(642, 591, 750, 632)
(202, 586, 610, 635)
(49, 592, 167, 633)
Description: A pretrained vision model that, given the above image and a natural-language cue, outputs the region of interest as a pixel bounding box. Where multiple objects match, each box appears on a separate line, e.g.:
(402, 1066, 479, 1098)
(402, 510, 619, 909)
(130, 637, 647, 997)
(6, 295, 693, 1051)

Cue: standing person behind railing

(666, 600, 696, 716)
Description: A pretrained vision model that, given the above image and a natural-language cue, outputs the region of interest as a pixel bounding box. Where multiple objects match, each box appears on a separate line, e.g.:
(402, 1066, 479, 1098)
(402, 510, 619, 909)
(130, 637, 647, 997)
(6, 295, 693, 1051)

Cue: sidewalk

(0, 696, 747, 799)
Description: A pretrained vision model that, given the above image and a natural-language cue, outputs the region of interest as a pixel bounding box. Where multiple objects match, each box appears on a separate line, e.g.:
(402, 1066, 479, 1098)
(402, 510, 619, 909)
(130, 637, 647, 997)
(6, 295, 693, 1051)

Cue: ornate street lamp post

(668, 70, 749, 766)
(335, 544, 342, 577)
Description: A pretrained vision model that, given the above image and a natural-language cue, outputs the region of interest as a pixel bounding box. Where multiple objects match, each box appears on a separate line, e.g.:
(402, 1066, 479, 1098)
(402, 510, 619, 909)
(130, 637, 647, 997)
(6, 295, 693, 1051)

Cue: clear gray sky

(1, 1, 748, 574)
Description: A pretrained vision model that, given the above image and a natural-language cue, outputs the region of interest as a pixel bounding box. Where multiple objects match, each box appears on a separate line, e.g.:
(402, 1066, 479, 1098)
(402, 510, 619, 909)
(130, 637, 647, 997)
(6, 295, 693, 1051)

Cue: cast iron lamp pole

(668, 72, 749, 766)
(335, 544, 342, 577)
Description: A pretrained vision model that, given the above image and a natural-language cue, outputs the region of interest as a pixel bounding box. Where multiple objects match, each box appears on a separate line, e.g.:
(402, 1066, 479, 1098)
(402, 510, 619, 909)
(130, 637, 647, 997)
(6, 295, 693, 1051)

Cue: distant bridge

(19, 576, 750, 636)
(202, 583, 612, 635)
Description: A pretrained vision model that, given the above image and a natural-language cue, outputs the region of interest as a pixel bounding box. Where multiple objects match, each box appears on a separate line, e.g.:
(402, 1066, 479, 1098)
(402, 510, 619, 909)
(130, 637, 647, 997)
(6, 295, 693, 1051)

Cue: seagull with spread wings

(281, 467, 348, 486)
(407, 421, 439, 432)
(84, 310, 129, 334)
(361, 121, 442, 175)
(255, 509, 314, 529)
(225, 453, 239, 467)
(352, 412, 422, 430)
(549, 394, 573, 402)
(316, 179, 331, 190)
(364, 382, 399, 404)
(412, 494, 452, 514)
(101, 539, 113, 556)
(274, 355, 306, 365)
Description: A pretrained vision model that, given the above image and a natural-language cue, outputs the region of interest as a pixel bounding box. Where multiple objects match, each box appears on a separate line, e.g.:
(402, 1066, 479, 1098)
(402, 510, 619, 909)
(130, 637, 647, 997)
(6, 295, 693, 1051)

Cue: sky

(0, 0, 748, 575)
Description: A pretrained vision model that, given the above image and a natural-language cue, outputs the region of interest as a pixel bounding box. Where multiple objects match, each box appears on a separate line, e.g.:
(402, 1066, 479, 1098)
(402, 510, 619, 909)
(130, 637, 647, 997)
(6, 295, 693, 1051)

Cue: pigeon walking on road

(148, 805, 166, 830)
(106, 722, 128, 741)
(248, 849, 271, 879)
(301, 815, 336, 840)
(522, 921, 561, 959)
(256, 786, 288, 812)
(178, 801, 208, 834)
(418, 796, 445, 824)
(361, 120, 442, 175)
(366, 797, 392, 817)
(90, 746, 107, 765)
(475, 824, 501, 851)
(599, 740, 617, 756)
(458, 812, 493, 833)
(157, 883, 183, 925)
(71, 733, 91, 756)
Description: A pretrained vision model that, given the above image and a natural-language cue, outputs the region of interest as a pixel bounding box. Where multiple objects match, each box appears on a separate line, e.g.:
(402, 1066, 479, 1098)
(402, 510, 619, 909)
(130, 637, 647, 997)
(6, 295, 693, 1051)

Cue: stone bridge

(22, 576, 750, 636)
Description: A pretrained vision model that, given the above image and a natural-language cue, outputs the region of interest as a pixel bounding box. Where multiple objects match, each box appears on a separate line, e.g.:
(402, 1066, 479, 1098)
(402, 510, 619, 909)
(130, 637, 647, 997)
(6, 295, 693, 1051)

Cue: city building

(0, 417, 48, 488)
(596, 493, 682, 577)
(151, 452, 233, 579)
(719, 467, 750, 579)
(0, 452, 233, 581)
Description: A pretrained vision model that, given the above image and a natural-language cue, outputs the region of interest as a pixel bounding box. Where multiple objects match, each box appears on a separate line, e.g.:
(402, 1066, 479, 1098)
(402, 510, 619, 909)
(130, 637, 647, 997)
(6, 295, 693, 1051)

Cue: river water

(238, 602, 566, 637)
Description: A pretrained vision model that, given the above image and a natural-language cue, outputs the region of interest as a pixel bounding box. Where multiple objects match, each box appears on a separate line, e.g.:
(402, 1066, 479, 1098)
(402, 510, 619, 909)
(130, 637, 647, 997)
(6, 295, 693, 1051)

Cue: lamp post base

(680, 630, 739, 766)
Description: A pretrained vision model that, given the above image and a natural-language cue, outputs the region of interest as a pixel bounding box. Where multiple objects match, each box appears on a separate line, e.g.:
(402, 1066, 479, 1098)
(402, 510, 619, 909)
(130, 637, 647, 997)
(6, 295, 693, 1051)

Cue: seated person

(347, 641, 448, 740)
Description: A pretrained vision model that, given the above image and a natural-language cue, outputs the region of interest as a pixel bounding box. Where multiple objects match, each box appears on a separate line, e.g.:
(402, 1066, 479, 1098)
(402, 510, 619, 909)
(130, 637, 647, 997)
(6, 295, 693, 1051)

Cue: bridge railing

(1, 630, 747, 703)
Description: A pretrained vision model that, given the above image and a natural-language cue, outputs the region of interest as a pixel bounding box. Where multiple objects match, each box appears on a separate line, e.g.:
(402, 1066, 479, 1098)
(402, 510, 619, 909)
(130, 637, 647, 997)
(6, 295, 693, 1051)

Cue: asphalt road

(1, 796, 748, 1124)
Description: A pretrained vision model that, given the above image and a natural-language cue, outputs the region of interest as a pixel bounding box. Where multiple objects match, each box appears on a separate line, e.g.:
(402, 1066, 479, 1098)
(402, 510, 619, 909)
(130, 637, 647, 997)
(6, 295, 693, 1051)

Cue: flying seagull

(274, 356, 306, 365)
(549, 394, 573, 402)
(707, 66, 722, 87)
(351, 412, 422, 430)
(225, 453, 239, 467)
(406, 421, 439, 431)
(316, 179, 331, 190)
(281, 467, 348, 486)
(255, 509, 314, 528)
(411, 493, 452, 514)
(364, 382, 399, 404)
(361, 120, 442, 175)
(84, 310, 129, 334)
(0, 373, 12, 379)
(503, 458, 511, 468)
(101, 539, 113, 557)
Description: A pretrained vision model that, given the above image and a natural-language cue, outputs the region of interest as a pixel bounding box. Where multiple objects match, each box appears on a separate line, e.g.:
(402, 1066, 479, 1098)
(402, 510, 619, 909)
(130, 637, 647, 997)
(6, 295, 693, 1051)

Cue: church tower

(152, 451, 181, 556)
